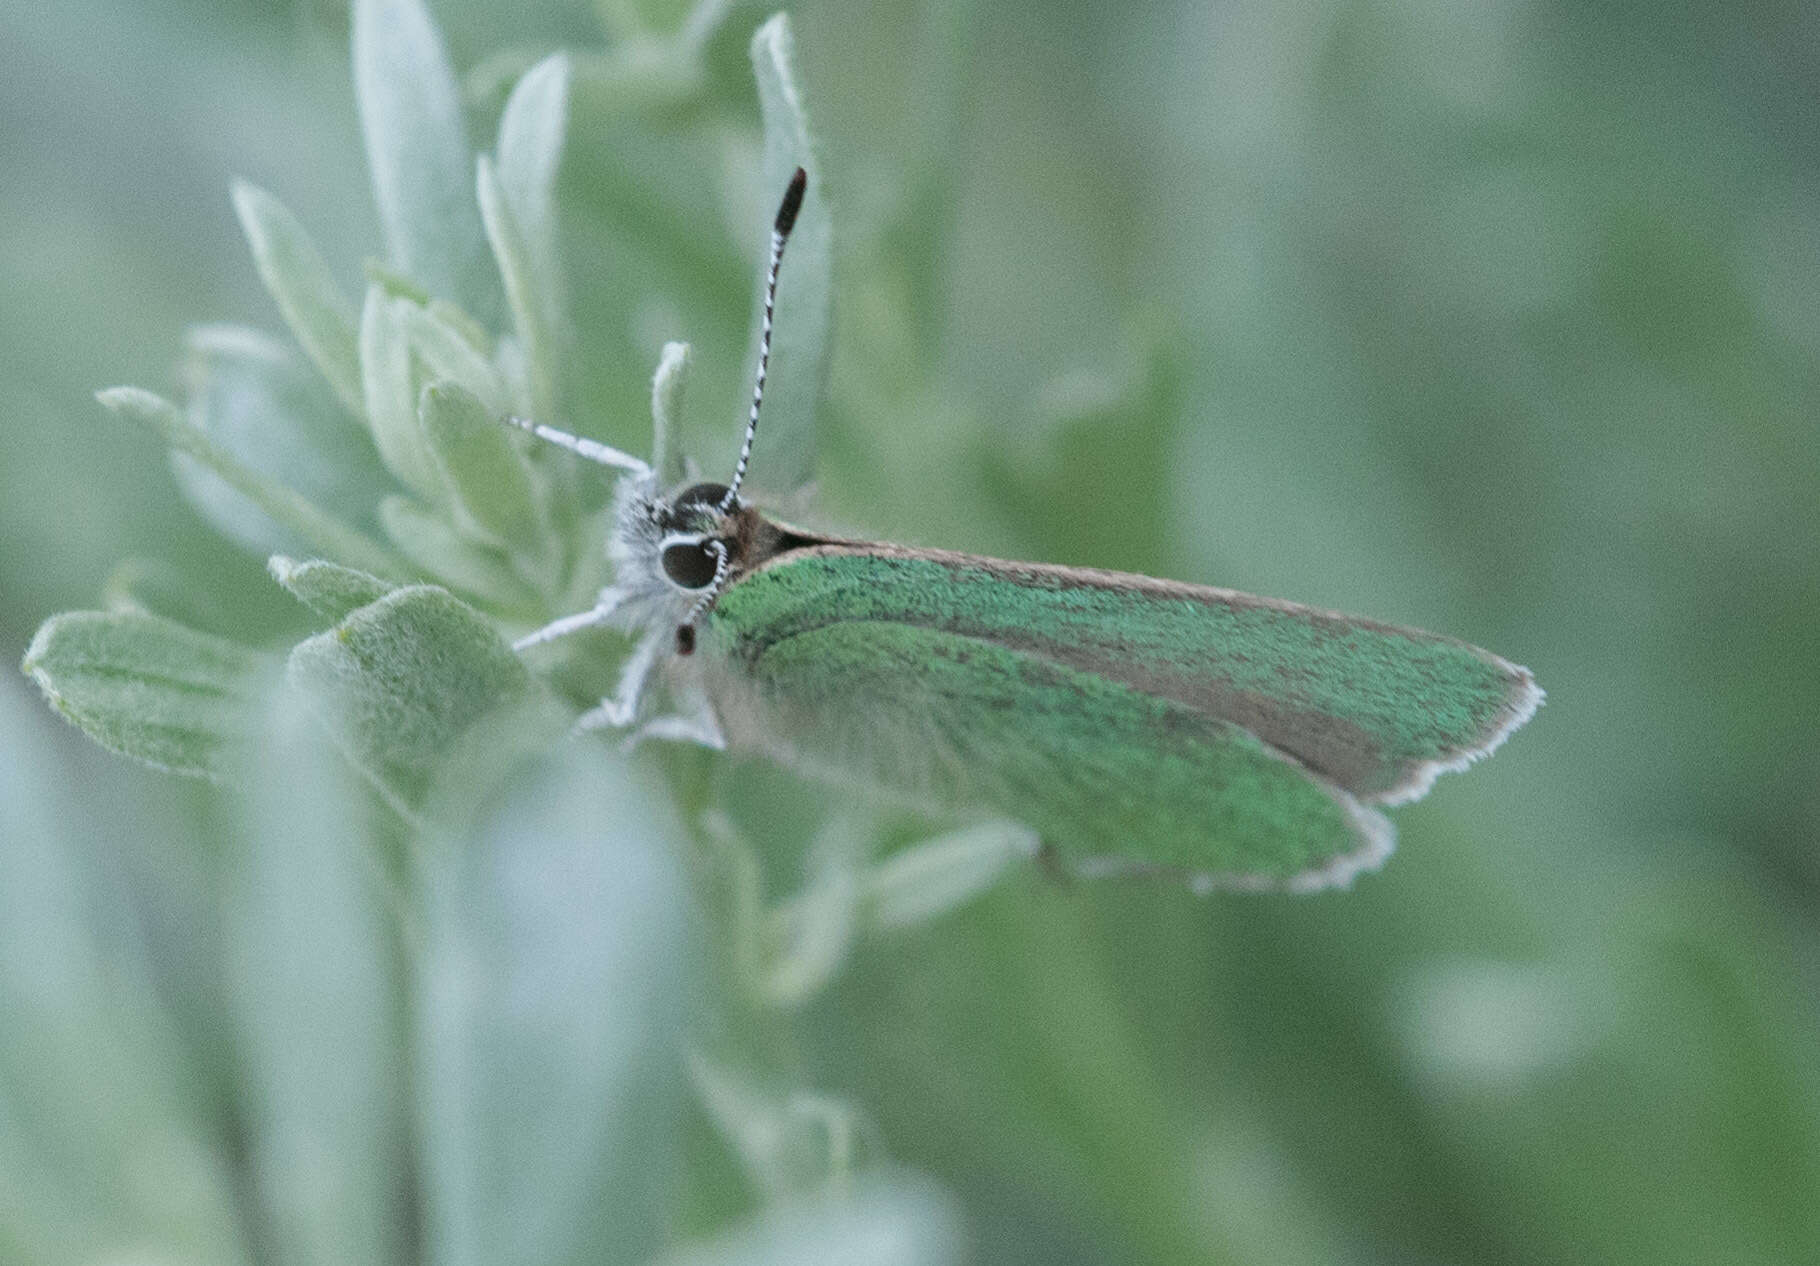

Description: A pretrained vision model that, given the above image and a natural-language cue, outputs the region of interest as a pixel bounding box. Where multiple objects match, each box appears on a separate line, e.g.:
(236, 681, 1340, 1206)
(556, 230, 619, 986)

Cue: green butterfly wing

(706, 541, 1538, 887)
(713, 543, 1541, 803)
(708, 606, 1391, 889)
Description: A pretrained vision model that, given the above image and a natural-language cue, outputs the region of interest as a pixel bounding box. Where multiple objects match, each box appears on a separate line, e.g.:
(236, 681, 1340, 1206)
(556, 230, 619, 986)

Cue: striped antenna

(718, 166, 807, 513)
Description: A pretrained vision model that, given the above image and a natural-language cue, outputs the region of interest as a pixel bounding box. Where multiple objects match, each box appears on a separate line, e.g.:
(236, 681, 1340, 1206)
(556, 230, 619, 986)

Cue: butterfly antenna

(718, 166, 807, 514)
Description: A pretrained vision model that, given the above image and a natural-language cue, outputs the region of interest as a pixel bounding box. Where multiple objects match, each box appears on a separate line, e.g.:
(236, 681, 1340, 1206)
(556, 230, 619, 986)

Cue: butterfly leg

(574, 627, 666, 733)
(513, 589, 625, 652)
(623, 682, 727, 752)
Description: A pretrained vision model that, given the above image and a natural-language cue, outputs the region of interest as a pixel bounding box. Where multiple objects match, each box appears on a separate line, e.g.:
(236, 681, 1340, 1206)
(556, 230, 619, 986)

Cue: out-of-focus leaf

(361, 285, 445, 499)
(420, 380, 545, 554)
(478, 155, 560, 424)
(101, 387, 411, 581)
(379, 495, 543, 613)
(227, 684, 406, 1266)
(102, 555, 235, 633)
(230, 182, 365, 416)
(416, 745, 696, 1266)
(268, 555, 398, 623)
(688, 1055, 870, 1201)
(285, 585, 535, 806)
(653, 1174, 967, 1266)
(745, 13, 831, 496)
(399, 300, 511, 416)
(496, 54, 569, 294)
(22, 609, 264, 779)
(493, 54, 572, 421)
(176, 325, 393, 557)
(352, 0, 499, 322)
(863, 821, 1039, 932)
(0, 678, 248, 1263)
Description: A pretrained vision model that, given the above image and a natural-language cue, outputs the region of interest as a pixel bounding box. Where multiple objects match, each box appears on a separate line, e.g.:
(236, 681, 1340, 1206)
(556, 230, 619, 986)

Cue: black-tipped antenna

(718, 166, 807, 513)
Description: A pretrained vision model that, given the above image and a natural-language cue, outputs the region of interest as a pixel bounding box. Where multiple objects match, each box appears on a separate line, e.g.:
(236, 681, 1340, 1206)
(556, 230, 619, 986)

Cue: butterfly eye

(661, 538, 720, 590)
(659, 482, 733, 533)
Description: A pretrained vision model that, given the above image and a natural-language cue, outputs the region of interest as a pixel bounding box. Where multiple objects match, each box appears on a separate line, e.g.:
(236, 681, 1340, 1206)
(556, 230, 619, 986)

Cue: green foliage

(354, 0, 501, 322)
(22, 608, 265, 779)
(286, 586, 549, 807)
(231, 182, 367, 417)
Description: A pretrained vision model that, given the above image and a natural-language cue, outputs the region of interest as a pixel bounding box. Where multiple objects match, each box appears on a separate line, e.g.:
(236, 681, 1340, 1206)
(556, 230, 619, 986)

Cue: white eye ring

(658, 532, 722, 591)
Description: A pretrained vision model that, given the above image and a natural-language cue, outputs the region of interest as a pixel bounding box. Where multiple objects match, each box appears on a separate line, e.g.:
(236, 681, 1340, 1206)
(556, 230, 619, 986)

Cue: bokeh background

(4, 0, 1819, 1263)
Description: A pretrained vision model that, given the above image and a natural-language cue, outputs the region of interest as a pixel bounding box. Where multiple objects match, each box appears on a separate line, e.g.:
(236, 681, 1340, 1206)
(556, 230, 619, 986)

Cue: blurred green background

(4, 0, 1819, 1263)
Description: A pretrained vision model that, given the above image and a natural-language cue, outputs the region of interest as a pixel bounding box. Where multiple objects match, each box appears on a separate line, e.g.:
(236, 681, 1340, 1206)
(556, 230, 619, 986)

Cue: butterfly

(508, 169, 1541, 892)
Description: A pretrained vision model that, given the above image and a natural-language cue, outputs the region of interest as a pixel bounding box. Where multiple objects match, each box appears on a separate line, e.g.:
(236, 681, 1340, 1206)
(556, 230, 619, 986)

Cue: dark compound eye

(661, 538, 721, 589)
(674, 482, 731, 512)
(657, 482, 734, 534)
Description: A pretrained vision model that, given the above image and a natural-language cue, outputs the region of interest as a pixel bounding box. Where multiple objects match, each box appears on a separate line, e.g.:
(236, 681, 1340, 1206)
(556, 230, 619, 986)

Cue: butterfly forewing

(714, 543, 1540, 809)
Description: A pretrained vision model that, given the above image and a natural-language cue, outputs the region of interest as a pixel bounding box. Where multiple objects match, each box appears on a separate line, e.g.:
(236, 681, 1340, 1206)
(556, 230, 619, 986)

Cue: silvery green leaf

(652, 1175, 967, 1266)
(399, 299, 512, 416)
(493, 54, 572, 420)
(746, 13, 831, 496)
(649, 340, 691, 487)
(353, 0, 499, 322)
(416, 747, 695, 1266)
(22, 609, 265, 779)
(176, 324, 392, 555)
(230, 182, 365, 417)
(0, 678, 249, 1262)
(496, 54, 569, 285)
(101, 387, 411, 581)
(419, 380, 547, 552)
(379, 495, 543, 613)
(863, 820, 1039, 932)
(478, 154, 560, 423)
(286, 585, 535, 806)
(268, 555, 397, 623)
(227, 684, 406, 1266)
(361, 285, 445, 498)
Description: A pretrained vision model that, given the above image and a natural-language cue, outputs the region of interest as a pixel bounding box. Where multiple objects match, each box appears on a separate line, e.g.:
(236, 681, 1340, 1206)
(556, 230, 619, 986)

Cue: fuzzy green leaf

(352, 0, 499, 322)
(419, 380, 546, 551)
(360, 286, 444, 498)
(398, 300, 511, 416)
(379, 496, 542, 613)
(269, 555, 398, 623)
(746, 14, 831, 496)
(230, 182, 365, 417)
(286, 586, 533, 805)
(102, 387, 412, 581)
(22, 610, 265, 779)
